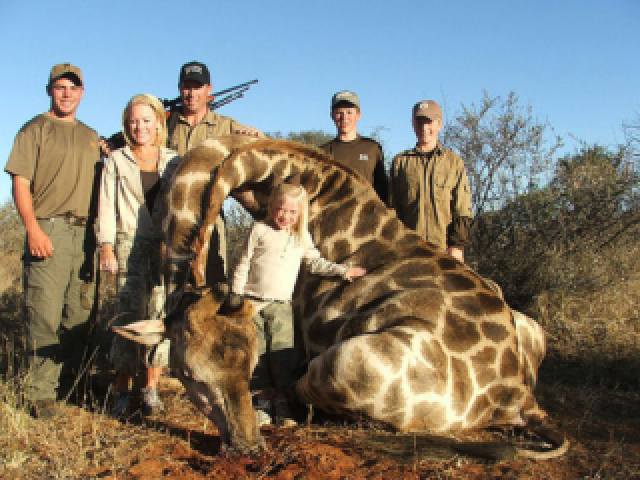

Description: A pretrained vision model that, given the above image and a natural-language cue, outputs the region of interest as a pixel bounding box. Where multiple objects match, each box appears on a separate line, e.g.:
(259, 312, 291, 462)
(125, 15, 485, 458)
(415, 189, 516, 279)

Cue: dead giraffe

(164, 135, 567, 458)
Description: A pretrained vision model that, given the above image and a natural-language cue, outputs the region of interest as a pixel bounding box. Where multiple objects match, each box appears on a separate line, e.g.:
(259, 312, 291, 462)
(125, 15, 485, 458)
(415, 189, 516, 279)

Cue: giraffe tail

(512, 421, 570, 460)
(355, 422, 568, 463)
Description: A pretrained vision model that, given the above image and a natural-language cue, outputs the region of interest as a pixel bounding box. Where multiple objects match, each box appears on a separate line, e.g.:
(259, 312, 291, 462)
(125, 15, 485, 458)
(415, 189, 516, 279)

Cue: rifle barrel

(161, 78, 258, 112)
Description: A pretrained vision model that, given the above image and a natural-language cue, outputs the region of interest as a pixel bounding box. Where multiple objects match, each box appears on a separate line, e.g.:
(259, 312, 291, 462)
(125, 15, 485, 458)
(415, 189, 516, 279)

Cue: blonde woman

(96, 94, 180, 417)
(232, 181, 366, 426)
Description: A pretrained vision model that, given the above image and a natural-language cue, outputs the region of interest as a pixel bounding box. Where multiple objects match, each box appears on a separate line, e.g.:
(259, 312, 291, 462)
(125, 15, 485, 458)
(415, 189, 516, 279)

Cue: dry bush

(467, 145, 640, 389)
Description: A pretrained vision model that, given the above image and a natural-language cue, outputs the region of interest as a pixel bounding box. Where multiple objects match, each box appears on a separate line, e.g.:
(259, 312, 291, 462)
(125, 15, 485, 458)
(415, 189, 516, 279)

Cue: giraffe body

(162, 136, 565, 456)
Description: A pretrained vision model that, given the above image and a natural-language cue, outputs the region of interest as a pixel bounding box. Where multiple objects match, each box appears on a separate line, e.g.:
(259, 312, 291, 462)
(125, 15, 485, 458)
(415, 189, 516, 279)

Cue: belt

(50, 215, 87, 227)
(244, 294, 289, 304)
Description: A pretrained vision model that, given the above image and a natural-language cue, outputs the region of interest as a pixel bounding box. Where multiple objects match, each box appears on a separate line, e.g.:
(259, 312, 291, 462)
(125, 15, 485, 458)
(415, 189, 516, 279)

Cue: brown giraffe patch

(475, 291, 506, 314)
(380, 218, 401, 242)
(499, 347, 520, 378)
(170, 182, 187, 211)
(353, 200, 383, 238)
(346, 347, 385, 400)
(488, 385, 524, 407)
(443, 311, 482, 353)
(316, 198, 358, 239)
(415, 339, 448, 395)
(443, 273, 477, 292)
(451, 295, 487, 317)
(331, 239, 351, 261)
(437, 256, 459, 271)
(481, 322, 510, 343)
(471, 346, 498, 388)
(451, 357, 473, 416)
(382, 378, 404, 413)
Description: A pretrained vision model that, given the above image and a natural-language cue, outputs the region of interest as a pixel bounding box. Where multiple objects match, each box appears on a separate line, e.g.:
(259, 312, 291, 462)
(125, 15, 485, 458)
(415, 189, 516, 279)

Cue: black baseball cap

(179, 61, 210, 85)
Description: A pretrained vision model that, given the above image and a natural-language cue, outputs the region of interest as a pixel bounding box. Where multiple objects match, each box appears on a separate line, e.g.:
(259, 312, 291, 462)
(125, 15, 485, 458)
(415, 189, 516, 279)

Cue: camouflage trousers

(109, 234, 169, 374)
(250, 300, 295, 392)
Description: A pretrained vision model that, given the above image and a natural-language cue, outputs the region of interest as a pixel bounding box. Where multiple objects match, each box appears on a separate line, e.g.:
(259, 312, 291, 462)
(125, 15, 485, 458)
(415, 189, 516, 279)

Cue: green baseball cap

(331, 90, 360, 109)
(48, 63, 83, 87)
(412, 100, 442, 121)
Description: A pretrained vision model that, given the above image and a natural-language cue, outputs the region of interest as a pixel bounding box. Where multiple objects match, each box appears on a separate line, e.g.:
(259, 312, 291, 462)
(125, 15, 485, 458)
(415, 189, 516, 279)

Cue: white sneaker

(141, 387, 164, 415)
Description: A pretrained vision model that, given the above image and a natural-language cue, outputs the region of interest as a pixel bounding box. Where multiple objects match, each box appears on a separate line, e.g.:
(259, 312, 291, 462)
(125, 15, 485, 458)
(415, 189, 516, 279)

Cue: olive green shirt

(5, 113, 101, 219)
(320, 135, 388, 203)
(389, 144, 473, 251)
(167, 110, 244, 156)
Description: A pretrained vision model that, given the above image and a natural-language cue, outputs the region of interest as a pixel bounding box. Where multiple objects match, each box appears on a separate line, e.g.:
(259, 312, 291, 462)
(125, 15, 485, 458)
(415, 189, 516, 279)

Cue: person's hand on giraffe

(447, 246, 464, 263)
(344, 266, 366, 282)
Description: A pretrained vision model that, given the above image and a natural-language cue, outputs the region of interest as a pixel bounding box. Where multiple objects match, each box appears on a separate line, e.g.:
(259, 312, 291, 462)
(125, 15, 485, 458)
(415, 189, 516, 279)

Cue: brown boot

(30, 399, 59, 419)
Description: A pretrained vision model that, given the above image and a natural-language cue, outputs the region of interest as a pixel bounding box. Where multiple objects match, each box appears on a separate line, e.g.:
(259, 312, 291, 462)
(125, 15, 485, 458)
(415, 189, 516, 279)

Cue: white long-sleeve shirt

(232, 221, 348, 302)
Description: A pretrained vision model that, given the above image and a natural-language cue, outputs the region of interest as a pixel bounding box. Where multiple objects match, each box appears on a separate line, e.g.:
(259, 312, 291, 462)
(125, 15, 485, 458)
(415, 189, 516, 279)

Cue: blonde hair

(268, 183, 310, 248)
(122, 93, 167, 147)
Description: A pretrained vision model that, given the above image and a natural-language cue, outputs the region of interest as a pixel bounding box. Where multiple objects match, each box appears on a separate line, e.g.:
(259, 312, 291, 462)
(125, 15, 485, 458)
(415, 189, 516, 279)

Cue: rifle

(161, 78, 259, 116)
(105, 79, 259, 150)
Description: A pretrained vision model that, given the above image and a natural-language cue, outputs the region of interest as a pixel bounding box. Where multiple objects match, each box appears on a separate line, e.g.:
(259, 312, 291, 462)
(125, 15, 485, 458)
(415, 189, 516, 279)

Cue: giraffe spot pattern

(499, 347, 520, 378)
(366, 332, 405, 373)
(471, 346, 498, 388)
(443, 311, 482, 353)
(437, 256, 459, 271)
(481, 321, 510, 343)
(475, 291, 506, 314)
(451, 357, 473, 416)
(443, 273, 477, 292)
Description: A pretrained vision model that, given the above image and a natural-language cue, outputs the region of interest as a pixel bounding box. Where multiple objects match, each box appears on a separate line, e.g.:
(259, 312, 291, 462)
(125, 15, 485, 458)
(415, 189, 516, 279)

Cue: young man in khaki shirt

(5, 63, 102, 417)
(320, 90, 388, 204)
(389, 100, 473, 263)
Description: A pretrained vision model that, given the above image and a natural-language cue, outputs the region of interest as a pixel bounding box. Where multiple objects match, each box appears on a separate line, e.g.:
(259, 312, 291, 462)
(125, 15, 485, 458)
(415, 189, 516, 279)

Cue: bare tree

(442, 91, 563, 218)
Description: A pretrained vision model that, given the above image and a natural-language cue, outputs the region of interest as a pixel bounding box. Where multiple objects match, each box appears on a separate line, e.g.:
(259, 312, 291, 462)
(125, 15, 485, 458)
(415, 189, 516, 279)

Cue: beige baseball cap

(412, 100, 442, 121)
(331, 90, 360, 109)
(48, 63, 83, 87)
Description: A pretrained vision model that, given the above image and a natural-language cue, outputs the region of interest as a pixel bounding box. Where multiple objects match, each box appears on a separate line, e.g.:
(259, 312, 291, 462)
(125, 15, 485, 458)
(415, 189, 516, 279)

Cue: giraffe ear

(288, 173, 301, 186)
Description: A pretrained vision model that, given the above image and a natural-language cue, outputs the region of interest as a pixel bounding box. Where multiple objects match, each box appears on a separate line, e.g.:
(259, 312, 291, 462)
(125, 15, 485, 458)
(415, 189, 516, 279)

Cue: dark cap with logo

(412, 100, 442, 121)
(179, 61, 211, 85)
(48, 63, 83, 87)
(331, 90, 360, 110)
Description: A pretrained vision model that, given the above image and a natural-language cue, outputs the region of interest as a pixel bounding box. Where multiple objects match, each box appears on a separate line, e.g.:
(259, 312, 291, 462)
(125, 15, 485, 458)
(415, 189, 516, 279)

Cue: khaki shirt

(389, 144, 473, 251)
(5, 114, 101, 219)
(320, 135, 388, 203)
(96, 146, 180, 244)
(167, 110, 243, 156)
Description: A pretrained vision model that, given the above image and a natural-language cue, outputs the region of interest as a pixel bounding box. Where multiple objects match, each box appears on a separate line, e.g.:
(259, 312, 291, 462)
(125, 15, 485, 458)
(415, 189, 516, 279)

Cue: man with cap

(389, 100, 473, 263)
(5, 63, 102, 417)
(163, 61, 264, 285)
(166, 60, 263, 155)
(320, 90, 388, 203)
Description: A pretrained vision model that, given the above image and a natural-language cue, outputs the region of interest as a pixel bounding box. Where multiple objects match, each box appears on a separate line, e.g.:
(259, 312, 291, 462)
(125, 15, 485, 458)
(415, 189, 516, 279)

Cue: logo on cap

(185, 65, 203, 75)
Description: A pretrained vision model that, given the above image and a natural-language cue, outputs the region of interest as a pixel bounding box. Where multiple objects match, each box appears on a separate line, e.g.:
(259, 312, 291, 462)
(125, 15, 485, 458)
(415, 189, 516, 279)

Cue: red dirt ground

(71, 377, 640, 479)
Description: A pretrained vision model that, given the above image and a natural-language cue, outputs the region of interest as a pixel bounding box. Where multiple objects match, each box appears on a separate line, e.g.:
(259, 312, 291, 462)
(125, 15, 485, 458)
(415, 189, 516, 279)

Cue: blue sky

(1, 0, 638, 205)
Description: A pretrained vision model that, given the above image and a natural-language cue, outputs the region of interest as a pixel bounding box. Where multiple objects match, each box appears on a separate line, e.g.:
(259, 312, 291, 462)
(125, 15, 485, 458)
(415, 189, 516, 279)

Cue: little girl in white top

(232, 181, 365, 426)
